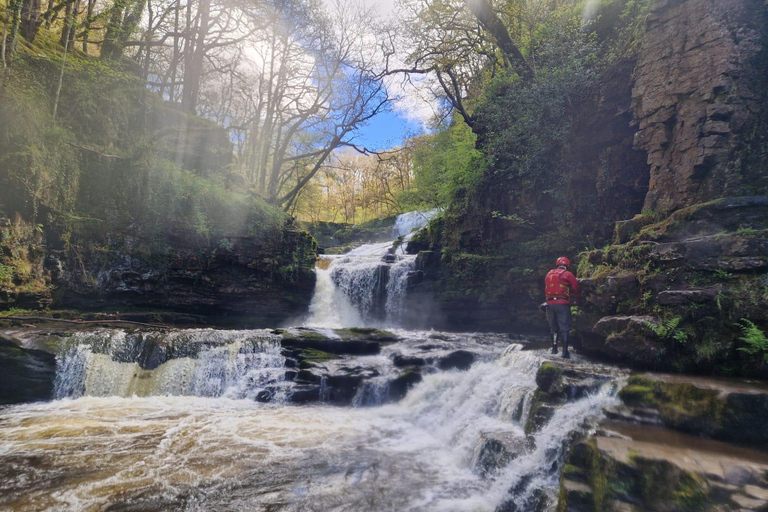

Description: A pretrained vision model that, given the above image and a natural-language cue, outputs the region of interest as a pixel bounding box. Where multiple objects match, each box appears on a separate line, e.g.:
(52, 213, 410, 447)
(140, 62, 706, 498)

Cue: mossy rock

(278, 328, 383, 356)
(335, 328, 398, 342)
(536, 362, 564, 394)
(559, 437, 712, 512)
(618, 374, 768, 444)
(525, 390, 557, 435)
(295, 348, 338, 369)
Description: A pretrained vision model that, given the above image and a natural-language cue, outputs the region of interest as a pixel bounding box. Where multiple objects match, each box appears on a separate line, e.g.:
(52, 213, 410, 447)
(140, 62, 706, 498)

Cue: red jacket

(545, 267, 581, 305)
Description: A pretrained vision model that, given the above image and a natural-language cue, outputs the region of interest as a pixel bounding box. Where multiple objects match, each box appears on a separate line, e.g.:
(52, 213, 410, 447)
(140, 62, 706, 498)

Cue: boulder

(473, 430, 531, 478)
(617, 373, 768, 445)
(0, 336, 56, 405)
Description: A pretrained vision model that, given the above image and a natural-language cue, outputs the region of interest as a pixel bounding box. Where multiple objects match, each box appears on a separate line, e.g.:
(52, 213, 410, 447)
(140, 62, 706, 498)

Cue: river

(0, 212, 620, 512)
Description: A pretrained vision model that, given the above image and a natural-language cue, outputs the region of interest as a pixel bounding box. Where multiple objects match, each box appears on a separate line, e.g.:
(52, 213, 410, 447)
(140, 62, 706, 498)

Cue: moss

(289, 330, 328, 342)
(618, 376, 727, 436)
(535, 362, 563, 393)
(583, 440, 607, 512)
(633, 458, 710, 512)
(617, 383, 654, 404)
(562, 463, 582, 476)
(0, 345, 26, 360)
(296, 348, 337, 365)
(524, 390, 556, 435)
(336, 328, 397, 341)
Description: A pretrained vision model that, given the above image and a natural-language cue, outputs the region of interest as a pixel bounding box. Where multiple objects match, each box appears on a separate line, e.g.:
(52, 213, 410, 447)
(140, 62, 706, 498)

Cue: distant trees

(291, 147, 415, 223)
(1, 0, 394, 214)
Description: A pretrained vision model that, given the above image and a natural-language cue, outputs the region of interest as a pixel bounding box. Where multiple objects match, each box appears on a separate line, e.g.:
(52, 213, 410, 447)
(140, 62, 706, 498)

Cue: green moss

(536, 362, 563, 393)
(336, 328, 397, 341)
(296, 348, 337, 364)
(617, 383, 654, 404)
(633, 458, 710, 511)
(0, 345, 26, 360)
(619, 376, 727, 436)
(586, 439, 610, 512)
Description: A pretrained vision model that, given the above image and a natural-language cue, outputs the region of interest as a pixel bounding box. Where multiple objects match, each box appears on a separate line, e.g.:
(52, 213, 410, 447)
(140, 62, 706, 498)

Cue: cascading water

(305, 210, 439, 328)
(0, 209, 619, 512)
(0, 330, 621, 512)
(53, 329, 289, 402)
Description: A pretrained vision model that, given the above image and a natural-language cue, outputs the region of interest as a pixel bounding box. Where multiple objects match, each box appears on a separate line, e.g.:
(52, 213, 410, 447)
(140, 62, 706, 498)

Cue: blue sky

(352, 108, 426, 151)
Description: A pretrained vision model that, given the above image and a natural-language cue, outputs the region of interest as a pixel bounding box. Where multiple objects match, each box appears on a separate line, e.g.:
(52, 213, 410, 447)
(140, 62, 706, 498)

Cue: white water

(305, 210, 438, 328)
(53, 329, 289, 402)
(0, 208, 621, 512)
(0, 337, 619, 512)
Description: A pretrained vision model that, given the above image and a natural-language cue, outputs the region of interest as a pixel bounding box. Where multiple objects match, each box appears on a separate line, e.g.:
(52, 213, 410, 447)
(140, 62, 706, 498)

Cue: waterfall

(2, 330, 621, 512)
(305, 210, 438, 328)
(52, 329, 288, 402)
(393, 209, 440, 238)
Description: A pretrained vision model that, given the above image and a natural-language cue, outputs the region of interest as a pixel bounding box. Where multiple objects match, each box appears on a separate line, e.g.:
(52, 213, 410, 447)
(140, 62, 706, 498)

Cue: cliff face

(48, 226, 317, 327)
(406, 0, 768, 370)
(633, 0, 768, 212)
(0, 213, 317, 327)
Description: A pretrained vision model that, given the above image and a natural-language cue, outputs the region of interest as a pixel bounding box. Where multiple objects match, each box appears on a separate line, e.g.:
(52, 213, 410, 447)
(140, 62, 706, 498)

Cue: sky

(352, 108, 426, 151)
(337, 0, 439, 151)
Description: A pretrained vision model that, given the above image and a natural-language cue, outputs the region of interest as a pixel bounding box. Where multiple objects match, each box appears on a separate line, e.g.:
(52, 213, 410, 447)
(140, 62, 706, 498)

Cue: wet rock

(618, 373, 768, 445)
(474, 431, 530, 478)
(437, 350, 475, 371)
(656, 288, 719, 305)
(392, 353, 427, 367)
(288, 384, 321, 404)
(0, 336, 56, 405)
(559, 420, 768, 512)
(586, 316, 663, 365)
(277, 328, 389, 356)
(387, 369, 422, 401)
(49, 228, 317, 328)
(526, 362, 614, 434)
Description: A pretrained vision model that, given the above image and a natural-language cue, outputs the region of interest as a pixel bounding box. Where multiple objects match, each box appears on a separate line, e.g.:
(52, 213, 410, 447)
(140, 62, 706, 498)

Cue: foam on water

(304, 210, 438, 329)
(1, 338, 620, 512)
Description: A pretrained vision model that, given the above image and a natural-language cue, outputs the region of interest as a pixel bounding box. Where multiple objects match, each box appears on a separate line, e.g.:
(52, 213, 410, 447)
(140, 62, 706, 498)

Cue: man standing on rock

(544, 257, 581, 359)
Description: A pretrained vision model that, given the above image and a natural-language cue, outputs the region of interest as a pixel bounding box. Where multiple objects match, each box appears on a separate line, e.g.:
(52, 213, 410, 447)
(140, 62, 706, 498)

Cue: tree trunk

(180, 0, 210, 114)
(101, 0, 126, 59)
(4, 0, 24, 63)
(463, 0, 532, 79)
(20, 0, 42, 43)
(81, 0, 94, 52)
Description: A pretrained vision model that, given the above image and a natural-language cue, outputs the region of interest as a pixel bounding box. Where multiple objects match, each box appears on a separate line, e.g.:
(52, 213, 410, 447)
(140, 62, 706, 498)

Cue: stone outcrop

(47, 225, 317, 327)
(575, 197, 768, 375)
(558, 372, 768, 512)
(632, 0, 768, 212)
(0, 334, 55, 405)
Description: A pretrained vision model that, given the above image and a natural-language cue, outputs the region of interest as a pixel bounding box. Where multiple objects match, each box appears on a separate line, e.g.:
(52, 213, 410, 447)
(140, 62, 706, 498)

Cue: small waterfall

(393, 209, 440, 238)
(305, 210, 437, 328)
(53, 329, 288, 402)
(395, 344, 618, 510)
(351, 378, 391, 407)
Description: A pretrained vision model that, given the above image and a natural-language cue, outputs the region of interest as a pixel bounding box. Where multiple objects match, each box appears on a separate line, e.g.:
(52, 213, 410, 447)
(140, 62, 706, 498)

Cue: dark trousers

(546, 303, 572, 335)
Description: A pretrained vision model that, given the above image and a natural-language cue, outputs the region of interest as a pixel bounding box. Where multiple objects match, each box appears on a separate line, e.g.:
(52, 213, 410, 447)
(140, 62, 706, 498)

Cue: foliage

(404, 120, 483, 210)
(736, 319, 768, 363)
(647, 317, 688, 344)
(607, 0, 657, 59)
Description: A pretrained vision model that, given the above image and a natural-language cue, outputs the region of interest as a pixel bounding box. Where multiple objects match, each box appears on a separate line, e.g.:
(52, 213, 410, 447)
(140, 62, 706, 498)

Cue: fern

(736, 319, 768, 362)
(647, 317, 688, 344)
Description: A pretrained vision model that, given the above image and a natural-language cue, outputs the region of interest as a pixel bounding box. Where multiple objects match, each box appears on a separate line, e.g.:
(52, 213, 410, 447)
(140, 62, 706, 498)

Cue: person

(544, 257, 581, 359)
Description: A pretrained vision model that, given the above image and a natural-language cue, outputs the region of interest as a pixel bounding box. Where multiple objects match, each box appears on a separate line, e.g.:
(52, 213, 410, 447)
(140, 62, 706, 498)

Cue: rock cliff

(403, 0, 768, 372)
(633, 0, 767, 212)
(0, 213, 317, 327)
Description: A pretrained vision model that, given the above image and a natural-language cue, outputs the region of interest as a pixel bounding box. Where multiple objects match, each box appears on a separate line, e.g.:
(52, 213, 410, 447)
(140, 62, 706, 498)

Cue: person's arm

(567, 272, 581, 303)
